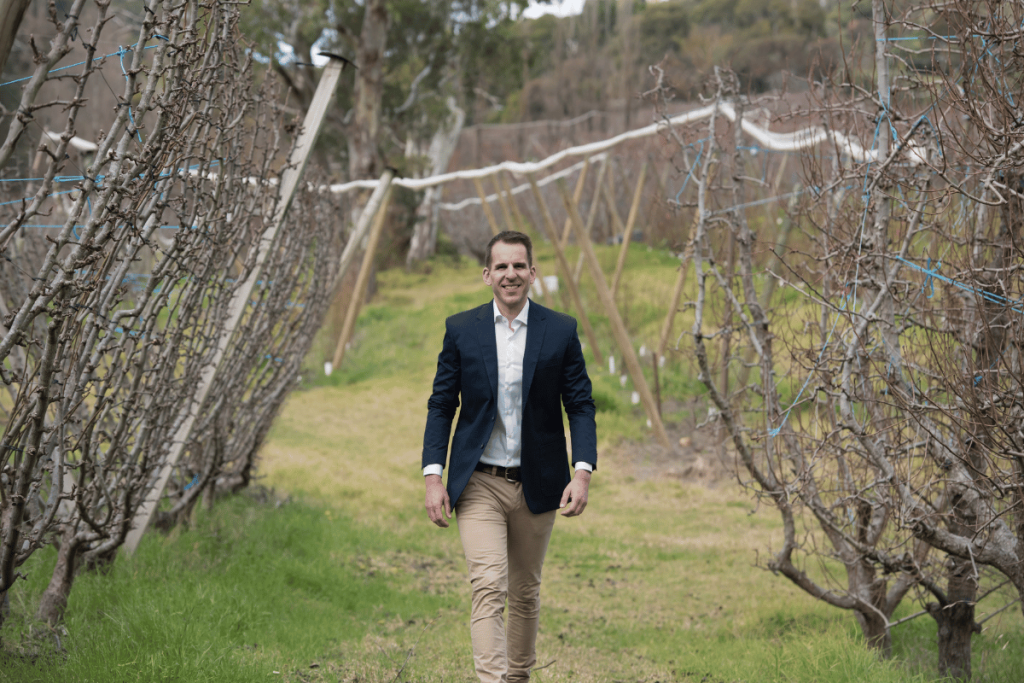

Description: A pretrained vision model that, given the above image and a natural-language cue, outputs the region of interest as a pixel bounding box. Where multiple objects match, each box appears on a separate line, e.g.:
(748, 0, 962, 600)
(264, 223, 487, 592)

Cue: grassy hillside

(2, 242, 1021, 682)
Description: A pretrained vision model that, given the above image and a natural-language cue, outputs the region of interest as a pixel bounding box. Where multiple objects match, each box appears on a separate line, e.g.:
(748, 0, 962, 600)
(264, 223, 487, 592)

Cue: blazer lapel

(476, 303, 498, 402)
(521, 302, 547, 404)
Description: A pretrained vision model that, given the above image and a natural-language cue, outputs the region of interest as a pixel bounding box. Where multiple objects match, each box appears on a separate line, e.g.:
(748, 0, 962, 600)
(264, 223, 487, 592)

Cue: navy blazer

(422, 300, 597, 513)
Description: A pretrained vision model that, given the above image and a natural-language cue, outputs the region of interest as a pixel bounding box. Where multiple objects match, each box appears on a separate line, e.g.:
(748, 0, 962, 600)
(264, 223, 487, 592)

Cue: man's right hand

(424, 474, 452, 528)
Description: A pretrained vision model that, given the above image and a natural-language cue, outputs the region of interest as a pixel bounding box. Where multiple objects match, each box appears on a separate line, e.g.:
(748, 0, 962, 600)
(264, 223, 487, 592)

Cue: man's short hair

(486, 231, 533, 269)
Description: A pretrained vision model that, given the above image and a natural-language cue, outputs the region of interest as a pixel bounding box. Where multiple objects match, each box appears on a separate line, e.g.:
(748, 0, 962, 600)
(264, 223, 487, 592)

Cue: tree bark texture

(36, 524, 82, 624)
(347, 0, 389, 180)
(927, 557, 979, 680)
(407, 97, 465, 265)
(0, 0, 32, 80)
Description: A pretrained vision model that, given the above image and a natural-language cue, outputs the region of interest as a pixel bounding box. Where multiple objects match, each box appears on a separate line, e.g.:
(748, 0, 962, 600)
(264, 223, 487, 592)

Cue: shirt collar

(492, 298, 530, 327)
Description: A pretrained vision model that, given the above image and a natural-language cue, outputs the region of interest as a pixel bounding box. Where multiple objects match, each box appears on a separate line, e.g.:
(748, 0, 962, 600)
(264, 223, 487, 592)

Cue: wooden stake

(657, 161, 716, 360)
(330, 172, 396, 306)
(492, 174, 515, 230)
(473, 176, 501, 236)
(532, 262, 551, 308)
(526, 174, 604, 366)
(652, 351, 662, 419)
(124, 56, 349, 555)
(601, 160, 625, 239)
(611, 163, 647, 298)
(559, 157, 591, 248)
(656, 226, 696, 362)
(573, 157, 609, 285)
(770, 151, 790, 194)
(557, 180, 670, 449)
(332, 185, 394, 369)
(500, 171, 525, 227)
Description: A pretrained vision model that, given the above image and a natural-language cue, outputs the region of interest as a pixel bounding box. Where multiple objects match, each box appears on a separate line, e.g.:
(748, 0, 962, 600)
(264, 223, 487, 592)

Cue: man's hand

(559, 469, 591, 517)
(424, 474, 452, 528)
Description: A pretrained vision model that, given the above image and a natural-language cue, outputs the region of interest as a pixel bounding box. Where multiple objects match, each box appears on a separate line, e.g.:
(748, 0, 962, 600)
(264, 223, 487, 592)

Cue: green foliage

(592, 386, 623, 413)
(523, 14, 559, 79)
(515, 0, 842, 109)
(637, 0, 692, 66)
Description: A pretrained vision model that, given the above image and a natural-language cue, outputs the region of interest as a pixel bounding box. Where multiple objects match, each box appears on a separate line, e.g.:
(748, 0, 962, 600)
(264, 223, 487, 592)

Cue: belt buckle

(504, 467, 518, 483)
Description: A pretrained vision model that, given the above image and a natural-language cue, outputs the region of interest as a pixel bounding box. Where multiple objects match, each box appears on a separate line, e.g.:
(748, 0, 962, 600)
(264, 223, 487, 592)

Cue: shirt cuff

(573, 462, 593, 473)
(423, 464, 444, 477)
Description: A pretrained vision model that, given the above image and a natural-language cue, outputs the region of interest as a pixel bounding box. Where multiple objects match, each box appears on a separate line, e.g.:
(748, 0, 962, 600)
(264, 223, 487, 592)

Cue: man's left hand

(559, 469, 591, 517)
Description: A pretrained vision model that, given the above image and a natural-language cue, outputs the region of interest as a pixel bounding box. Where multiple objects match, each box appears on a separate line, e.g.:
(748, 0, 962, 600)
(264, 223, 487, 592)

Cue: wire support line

(0, 38, 169, 89)
(0, 160, 219, 210)
(15, 224, 187, 229)
(707, 187, 811, 216)
(891, 255, 1024, 316)
(673, 138, 708, 202)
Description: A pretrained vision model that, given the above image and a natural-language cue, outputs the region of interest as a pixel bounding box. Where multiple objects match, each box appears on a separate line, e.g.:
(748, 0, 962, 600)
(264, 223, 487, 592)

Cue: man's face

(483, 241, 535, 315)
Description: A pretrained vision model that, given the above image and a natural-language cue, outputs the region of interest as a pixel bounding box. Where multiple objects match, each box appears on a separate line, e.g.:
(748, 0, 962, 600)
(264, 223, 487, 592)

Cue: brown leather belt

(475, 463, 521, 482)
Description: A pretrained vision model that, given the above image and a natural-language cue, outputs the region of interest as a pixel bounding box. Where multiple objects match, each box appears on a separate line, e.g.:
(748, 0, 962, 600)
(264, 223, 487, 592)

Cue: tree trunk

(407, 97, 465, 266)
(0, 0, 32, 80)
(0, 588, 9, 633)
(854, 609, 892, 655)
(850, 565, 892, 656)
(347, 0, 389, 180)
(37, 525, 81, 624)
(927, 557, 979, 680)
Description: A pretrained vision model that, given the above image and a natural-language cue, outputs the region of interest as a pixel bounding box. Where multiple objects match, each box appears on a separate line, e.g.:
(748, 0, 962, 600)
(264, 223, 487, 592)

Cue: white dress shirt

(479, 298, 529, 468)
(423, 299, 592, 478)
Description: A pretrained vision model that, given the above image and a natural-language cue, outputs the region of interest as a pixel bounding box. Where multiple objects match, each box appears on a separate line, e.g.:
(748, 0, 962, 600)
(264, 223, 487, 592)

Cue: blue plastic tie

(768, 297, 847, 437)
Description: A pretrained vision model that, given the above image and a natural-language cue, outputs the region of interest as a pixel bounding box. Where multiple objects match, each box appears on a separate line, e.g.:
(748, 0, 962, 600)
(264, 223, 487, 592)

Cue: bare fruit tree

(0, 0, 348, 625)
(663, 1, 1024, 679)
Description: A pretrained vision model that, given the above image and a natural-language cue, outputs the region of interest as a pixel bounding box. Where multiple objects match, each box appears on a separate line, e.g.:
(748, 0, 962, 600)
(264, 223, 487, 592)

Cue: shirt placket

(504, 324, 515, 465)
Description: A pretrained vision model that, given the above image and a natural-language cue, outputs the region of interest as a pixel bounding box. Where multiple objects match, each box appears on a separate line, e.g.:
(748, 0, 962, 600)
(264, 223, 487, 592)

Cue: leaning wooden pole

(558, 180, 671, 449)
(611, 163, 648, 298)
(657, 244, 692, 362)
(527, 174, 604, 366)
(657, 160, 716, 361)
(560, 157, 591, 247)
(532, 262, 552, 307)
(573, 157, 609, 285)
(500, 171, 526, 227)
(125, 56, 349, 555)
(473, 177, 502, 236)
(330, 169, 396, 306)
(332, 184, 394, 369)
(602, 159, 626, 239)
(492, 174, 515, 229)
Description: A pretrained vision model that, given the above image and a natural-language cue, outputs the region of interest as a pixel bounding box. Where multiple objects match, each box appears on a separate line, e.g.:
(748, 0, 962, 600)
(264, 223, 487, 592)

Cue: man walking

(422, 230, 597, 683)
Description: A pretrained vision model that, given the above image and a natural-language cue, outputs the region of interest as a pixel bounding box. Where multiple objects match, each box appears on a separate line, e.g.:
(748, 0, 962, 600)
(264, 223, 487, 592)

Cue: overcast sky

(523, 0, 586, 19)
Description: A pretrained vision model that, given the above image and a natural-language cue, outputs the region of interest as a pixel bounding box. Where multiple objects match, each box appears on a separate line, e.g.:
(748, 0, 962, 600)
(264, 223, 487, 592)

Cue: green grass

(3, 243, 1022, 682)
(1, 494, 462, 683)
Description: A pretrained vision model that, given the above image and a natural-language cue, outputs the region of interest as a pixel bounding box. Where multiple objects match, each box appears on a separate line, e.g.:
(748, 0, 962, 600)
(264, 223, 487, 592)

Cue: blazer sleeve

(422, 323, 461, 469)
(560, 324, 597, 470)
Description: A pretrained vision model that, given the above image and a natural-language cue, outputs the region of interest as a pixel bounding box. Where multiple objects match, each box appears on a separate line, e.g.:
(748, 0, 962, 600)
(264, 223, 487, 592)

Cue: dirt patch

(603, 410, 739, 486)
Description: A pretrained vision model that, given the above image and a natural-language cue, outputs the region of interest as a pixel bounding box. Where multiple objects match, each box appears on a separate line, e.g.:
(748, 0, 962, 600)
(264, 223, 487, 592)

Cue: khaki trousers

(455, 471, 557, 683)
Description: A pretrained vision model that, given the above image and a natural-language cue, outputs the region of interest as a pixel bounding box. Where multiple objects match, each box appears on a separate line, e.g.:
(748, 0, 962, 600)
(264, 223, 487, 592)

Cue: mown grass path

(3, 247, 1021, 682)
